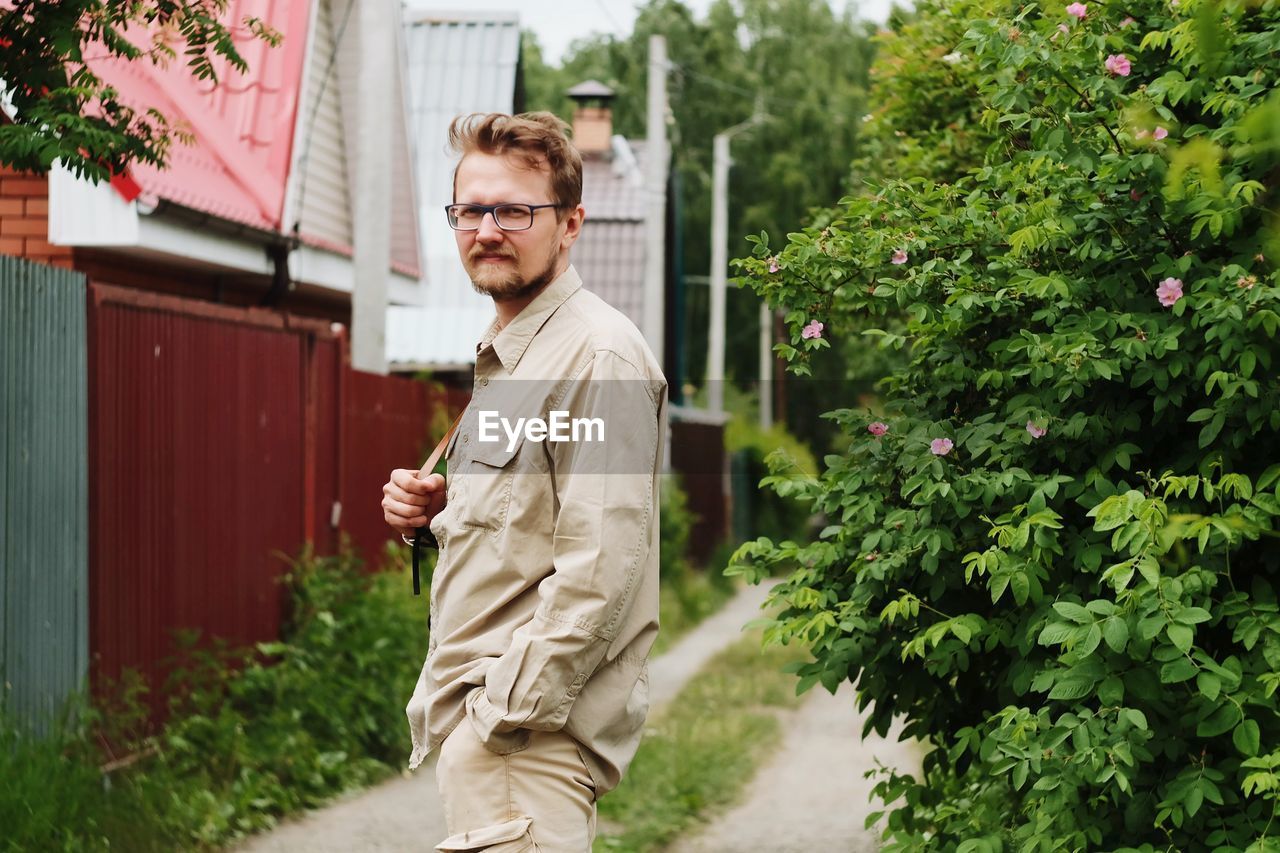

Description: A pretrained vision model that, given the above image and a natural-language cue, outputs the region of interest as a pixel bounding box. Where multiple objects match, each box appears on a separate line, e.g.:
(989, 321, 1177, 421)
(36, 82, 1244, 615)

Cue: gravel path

(233, 583, 776, 853)
(667, 684, 922, 853)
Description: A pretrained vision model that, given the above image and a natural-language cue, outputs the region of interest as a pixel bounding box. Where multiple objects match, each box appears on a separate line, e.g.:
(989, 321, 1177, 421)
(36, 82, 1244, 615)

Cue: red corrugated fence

(86, 284, 462, 717)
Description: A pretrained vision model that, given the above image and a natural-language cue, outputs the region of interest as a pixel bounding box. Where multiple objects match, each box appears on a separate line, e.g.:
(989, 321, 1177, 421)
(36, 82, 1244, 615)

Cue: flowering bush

(733, 0, 1280, 848)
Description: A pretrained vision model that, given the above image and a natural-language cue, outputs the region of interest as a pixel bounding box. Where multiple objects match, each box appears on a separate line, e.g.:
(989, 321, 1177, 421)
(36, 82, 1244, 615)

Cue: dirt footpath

(667, 684, 922, 853)
(233, 583, 776, 853)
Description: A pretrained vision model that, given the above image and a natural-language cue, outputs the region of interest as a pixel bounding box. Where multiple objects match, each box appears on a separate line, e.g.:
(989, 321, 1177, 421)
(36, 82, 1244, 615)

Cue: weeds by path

(594, 633, 804, 852)
(3, 539, 739, 850)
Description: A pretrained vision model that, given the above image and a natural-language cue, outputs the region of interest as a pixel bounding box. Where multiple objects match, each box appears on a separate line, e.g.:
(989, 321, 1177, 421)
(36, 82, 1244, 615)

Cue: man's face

(453, 152, 584, 301)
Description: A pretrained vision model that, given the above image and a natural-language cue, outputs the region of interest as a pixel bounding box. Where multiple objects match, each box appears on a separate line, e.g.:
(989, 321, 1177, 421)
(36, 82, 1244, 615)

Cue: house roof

(574, 140, 649, 329)
(567, 80, 616, 100)
(88, 0, 311, 233)
(86, 0, 422, 279)
(387, 12, 522, 370)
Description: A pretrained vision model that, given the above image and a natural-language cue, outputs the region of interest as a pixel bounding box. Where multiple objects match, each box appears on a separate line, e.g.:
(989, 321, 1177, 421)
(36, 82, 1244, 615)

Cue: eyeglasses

(444, 202, 564, 232)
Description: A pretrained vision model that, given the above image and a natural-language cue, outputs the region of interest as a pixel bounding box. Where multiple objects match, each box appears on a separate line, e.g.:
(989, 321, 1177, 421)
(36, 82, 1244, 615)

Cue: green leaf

(1053, 602, 1092, 624)
(1049, 677, 1096, 700)
(1199, 412, 1226, 448)
(1197, 671, 1222, 701)
(1103, 617, 1129, 653)
(1012, 761, 1028, 790)
(1078, 623, 1103, 657)
(1233, 719, 1261, 756)
(1185, 783, 1204, 818)
(1241, 350, 1256, 379)
(1167, 623, 1195, 653)
(1137, 555, 1161, 587)
(1098, 676, 1124, 705)
(1038, 622, 1075, 646)
(1175, 607, 1212, 626)
(1125, 709, 1149, 731)
(1161, 658, 1198, 684)
(1197, 703, 1242, 737)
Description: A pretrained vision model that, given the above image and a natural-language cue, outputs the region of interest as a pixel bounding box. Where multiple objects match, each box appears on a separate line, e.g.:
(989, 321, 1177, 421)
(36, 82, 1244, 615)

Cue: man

(381, 112, 666, 852)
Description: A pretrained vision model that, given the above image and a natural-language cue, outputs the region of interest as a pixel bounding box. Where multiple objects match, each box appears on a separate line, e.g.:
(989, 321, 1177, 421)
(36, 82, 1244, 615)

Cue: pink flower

(1153, 126, 1168, 140)
(1156, 277, 1184, 307)
(768, 257, 780, 273)
(1026, 421, 1047, 438)
(1135, 128, 1150, 140)
(1120, 16, 1136, 26)
(1066, 3, 1087, 19)
(930, 438, 954, 456)
(868, 421, 889, 436)
(1058, 23, 1071, 33)
(1105, 54, 1132, 76)
(891, 249, 909, 265)
(801, 319, 825, 340)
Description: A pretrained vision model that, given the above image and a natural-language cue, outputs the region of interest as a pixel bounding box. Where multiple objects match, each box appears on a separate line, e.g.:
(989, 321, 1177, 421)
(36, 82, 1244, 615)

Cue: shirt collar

(479, 265, 582, 374)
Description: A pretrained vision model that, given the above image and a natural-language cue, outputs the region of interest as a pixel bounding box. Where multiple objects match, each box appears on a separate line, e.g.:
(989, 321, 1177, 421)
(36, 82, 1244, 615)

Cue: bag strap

(412, 409, 464, 596)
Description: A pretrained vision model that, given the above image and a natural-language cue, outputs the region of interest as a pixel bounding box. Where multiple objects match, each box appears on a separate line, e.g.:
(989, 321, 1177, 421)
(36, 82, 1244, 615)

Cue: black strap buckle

(411, 527, 439, 596)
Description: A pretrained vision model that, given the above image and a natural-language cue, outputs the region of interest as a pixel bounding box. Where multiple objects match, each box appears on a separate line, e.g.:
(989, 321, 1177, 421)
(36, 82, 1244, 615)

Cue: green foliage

(1, 544, 428, 849)
(655, 474, 736, 656)
(0, 688, 162, 852)
(147, 545, 427, 844)
(0, 1, 280, 180)
(726, 413, 819, 542)
(733, 0, 1280, 848)
(660, 472, 696, 584)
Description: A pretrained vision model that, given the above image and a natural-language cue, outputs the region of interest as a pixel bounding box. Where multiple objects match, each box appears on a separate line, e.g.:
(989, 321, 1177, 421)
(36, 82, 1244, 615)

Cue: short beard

(468, 248, 560, 302)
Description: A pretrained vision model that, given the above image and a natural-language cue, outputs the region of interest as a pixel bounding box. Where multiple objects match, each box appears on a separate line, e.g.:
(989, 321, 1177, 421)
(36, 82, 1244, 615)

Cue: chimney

(567, 80, 616, 156)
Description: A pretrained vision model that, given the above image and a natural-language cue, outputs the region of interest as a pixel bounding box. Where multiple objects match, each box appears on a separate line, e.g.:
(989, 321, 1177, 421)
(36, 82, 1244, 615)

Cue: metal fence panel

(342, 370, 459, 563)
(87, 285, 310, 719)
(668, 409, 730, 566)
(0, 256, 89, 734)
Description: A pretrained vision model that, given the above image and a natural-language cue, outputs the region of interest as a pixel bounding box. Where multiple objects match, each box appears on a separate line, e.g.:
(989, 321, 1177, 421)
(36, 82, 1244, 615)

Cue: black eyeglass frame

(444, 202, 565, 232)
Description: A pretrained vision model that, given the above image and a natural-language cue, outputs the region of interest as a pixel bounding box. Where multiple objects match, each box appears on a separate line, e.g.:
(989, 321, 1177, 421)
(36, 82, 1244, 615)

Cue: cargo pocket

(435, 816, 536, 852)
(456, 438, 522, 532)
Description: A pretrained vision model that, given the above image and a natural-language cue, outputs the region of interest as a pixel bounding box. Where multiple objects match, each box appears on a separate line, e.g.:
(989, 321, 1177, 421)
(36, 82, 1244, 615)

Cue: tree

(0, 1, 280, 182)
(736, 0, 1280, 846)
(523, 0, 874, 418)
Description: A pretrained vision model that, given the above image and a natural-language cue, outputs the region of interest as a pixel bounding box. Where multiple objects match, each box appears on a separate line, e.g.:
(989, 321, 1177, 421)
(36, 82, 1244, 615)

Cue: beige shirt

(406, 265, 667, 796)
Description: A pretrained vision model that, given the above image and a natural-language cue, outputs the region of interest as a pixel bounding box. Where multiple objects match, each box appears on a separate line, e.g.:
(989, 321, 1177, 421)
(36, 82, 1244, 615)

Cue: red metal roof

(89, 0, 311, 232)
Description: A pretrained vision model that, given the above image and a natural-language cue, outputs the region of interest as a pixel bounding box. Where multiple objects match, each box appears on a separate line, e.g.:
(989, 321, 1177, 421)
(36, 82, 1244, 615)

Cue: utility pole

(642, 35, 669, 367)
(350, 0, 392, 374)
(707, 115, 766, 414)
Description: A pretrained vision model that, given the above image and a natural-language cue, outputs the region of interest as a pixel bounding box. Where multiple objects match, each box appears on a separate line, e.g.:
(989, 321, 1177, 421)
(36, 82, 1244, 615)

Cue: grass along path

(593, 630, 806, 852)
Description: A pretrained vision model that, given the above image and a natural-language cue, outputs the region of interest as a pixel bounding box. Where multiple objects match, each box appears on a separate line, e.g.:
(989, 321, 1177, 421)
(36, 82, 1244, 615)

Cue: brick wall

(0, 167, 71, 269)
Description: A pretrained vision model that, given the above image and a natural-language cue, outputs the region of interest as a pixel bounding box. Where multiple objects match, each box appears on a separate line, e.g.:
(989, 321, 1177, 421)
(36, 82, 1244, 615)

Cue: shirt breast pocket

(455, 438, 523, 532)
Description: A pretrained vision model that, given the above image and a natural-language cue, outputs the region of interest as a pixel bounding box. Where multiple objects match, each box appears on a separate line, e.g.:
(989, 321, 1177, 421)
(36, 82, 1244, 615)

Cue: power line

(592, 0, 627, 34)
(667, 60, 789, 113)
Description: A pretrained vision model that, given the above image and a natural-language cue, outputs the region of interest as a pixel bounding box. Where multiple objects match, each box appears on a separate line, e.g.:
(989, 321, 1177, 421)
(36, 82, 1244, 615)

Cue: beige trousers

(434, 716, 598, 852)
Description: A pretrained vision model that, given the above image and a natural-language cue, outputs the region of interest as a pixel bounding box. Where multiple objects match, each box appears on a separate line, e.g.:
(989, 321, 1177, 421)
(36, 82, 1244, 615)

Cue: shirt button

(463, 434, 469, 443)
(479, 377, 489, 387)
